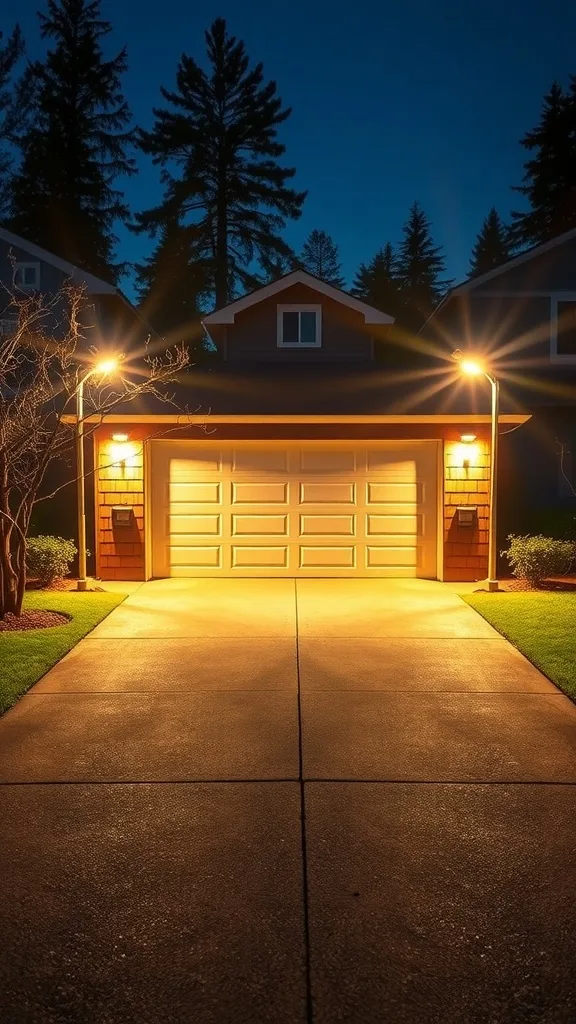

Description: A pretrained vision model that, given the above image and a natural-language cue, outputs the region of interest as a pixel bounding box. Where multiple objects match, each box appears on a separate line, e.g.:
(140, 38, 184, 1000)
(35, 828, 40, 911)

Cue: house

(423, 228, 576, 540)
(87, 270, 529, 583)
(0, 227, 155, 542)
(0, 226, 151, 344)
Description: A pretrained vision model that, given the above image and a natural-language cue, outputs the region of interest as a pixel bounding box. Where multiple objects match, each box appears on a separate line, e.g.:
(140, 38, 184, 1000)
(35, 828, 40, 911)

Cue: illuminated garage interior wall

(443, 437, 490, 582)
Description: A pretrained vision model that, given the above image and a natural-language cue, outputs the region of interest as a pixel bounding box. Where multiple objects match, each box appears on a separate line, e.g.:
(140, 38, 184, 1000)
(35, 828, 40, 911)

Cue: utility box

(111, 505, 134, 528)
(456, 506, 478, 529)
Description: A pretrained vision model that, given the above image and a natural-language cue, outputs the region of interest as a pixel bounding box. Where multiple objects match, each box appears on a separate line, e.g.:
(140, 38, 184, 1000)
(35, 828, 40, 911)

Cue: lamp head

(93, 357, 119, 376)
(452, 349, 484, 377)
(461, 359, 484, 377)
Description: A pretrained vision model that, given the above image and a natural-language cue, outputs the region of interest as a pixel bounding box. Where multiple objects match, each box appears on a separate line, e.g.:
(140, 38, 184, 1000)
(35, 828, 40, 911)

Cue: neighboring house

(423, 229, 576, 539)
(86, 270, 529, 583)
(0, 225, 148, 350)
(0, 227, 154, 547)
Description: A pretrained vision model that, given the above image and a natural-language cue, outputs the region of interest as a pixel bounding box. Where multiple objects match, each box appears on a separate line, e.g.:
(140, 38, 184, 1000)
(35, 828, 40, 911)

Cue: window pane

(557, 301, 576, 356)
(300, 311, 317, 345)
(24, 266, 37, 285)
(282, 311, 299, 344)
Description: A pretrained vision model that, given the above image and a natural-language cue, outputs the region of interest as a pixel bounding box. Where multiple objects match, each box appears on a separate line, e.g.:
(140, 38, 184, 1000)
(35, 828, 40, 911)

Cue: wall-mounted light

(452, 439, 480, 470)
(109, 433, 137, 471)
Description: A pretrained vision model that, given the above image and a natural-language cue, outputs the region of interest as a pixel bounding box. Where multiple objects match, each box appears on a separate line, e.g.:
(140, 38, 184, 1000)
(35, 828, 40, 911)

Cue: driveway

(0, 579, 574, 1023)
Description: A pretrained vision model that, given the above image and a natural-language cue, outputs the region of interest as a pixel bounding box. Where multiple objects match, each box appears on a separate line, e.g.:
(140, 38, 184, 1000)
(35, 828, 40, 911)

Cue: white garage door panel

(150, 442, 438, 578)
(232, 546, 288, 567)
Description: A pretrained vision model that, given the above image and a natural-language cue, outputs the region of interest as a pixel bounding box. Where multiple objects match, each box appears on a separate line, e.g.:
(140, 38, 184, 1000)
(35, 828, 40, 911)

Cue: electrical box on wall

(112, 505, 134, 528)
(456, 506, 478, 529)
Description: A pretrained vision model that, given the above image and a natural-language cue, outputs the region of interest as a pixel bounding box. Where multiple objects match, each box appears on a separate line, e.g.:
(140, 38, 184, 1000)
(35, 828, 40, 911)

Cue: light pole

(452, 350, 500, 592)
(75, 358, 118, 591)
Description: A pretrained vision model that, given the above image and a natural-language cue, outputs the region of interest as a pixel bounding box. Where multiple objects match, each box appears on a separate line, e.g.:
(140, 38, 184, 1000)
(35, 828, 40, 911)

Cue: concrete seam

(295, 579, 314, 1024)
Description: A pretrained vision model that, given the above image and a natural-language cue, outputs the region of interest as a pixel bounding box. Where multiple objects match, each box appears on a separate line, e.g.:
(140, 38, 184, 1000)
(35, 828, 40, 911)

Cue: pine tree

(135, 18, 306, 307)
(469, 208, 512, 276)
(9, 0, 135, 281)
(510, 81, 576, 248)
(352, 242, 399, 314)
(135, 219, 209, 349)
(298, 229, 344, 287)
(0, 25, 26, 215)
(395, 202, 448, 330)
(257, 248, 296, 283)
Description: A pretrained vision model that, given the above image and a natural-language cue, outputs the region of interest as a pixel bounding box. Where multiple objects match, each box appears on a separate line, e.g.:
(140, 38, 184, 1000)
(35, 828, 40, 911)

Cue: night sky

(13, 0, 576, 297)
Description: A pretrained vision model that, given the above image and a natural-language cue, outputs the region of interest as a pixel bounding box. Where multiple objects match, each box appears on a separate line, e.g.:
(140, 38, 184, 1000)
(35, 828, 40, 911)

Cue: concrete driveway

(0, 579, 574, 1023)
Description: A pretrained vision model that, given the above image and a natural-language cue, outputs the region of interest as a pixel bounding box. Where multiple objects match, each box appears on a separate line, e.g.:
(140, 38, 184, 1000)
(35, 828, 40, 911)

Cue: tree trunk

(0, 454, 27, 619)
(215, 180, 228, 308)
(13, 525, 27, 617)
(0, 518, 19, 618)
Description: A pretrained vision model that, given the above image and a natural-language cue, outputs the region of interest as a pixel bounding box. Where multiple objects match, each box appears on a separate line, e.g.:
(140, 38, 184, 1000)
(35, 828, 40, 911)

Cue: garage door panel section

(232, 482, 289, 505)
(232, 546, 289, 568)
(150, 442, 438, 578)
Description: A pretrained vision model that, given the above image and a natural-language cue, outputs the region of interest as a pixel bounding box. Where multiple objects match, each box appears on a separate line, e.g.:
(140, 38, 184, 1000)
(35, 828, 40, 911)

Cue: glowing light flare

(460, 359, 484, 377)
(108, 440, 138, 469)
(452, 442, 481, 469)
(93, 357, 119, 376)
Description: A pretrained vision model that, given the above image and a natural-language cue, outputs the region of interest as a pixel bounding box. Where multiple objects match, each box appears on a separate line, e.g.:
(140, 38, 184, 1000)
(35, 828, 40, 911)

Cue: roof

(202, 270, 395, 326)
(0, 226, 118, 295)
(424, 225, 576, 326)
(69, 361, 542, 419)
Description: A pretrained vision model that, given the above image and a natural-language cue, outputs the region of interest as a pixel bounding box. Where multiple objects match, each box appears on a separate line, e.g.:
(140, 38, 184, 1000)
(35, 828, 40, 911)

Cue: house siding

(431, 293, 553, 363)
(444, 436, 490, 582)
(95, 427, 146, 581)
(0, 238, 71, 296)
(94, 422, 493, 583)
(216, 283, 374, 363)
(474, 236, 576, 293)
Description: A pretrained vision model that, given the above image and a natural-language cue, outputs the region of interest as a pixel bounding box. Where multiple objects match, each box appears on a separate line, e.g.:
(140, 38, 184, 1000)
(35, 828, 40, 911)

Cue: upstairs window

(551, 297, 576, 360)
(14, 262, 40, 291)
(277, 304, 322, 347)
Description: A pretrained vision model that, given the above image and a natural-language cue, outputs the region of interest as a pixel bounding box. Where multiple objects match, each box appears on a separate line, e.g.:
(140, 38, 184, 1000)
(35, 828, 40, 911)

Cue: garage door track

(0, 579, 574, 1023)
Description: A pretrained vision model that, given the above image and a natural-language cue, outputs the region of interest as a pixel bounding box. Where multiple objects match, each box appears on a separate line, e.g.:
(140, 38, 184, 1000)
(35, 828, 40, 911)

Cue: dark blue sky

(14, 0, 576, 297)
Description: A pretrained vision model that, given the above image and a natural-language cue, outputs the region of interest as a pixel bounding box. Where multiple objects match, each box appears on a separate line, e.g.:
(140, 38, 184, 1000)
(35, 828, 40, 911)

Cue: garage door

(150, 441, 439, 578)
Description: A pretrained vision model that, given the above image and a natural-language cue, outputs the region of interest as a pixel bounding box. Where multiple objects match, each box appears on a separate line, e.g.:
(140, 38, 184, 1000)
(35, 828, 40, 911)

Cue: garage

(149, 441, 439, 578)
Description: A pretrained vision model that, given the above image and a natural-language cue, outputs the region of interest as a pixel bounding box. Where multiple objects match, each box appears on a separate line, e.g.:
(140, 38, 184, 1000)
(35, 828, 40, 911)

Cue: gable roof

(0, 226, 118, 295)
(421, 226, 576, 331)
(452, 225, 576, 296)
(202, 270, 395, 325)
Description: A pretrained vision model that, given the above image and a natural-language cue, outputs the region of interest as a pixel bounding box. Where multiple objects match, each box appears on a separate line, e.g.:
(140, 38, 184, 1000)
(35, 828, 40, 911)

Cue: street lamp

(452, 349, 500, 592)
(76, 357, 119, 591)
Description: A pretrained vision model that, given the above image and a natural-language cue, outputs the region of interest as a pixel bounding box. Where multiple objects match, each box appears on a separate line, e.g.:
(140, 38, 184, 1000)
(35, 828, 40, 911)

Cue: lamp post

(75, 358, 118, 591)
(452, 350, 500, 592)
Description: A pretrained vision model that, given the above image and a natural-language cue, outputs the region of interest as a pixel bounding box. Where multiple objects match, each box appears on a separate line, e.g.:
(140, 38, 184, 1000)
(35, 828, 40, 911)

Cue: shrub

(26, 536, 77, 585)
(502, 534, 575, 585)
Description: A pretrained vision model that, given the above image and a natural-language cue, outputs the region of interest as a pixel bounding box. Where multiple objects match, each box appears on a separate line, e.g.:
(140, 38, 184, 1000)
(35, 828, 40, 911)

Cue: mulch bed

(26, 577, 76, 591)
(502, 577, 573, 593)
(0, 610, 70, 632)
(26, 578, 105, 593)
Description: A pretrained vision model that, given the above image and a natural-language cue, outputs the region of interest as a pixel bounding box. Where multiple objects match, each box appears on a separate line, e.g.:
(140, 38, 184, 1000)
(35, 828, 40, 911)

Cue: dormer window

(551, 297, 576, 361)
(14, 262, 40, 291)
(277, 304, 322, 347)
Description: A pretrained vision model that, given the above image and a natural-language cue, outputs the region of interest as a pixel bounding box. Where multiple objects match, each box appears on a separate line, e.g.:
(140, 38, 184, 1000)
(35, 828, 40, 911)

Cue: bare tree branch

(0, 278, 191, 616)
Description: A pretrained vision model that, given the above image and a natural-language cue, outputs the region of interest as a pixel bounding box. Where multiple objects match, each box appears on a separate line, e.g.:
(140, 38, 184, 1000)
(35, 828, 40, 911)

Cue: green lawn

(464, 592, 576, 700)
(0, 591, 125, 714)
